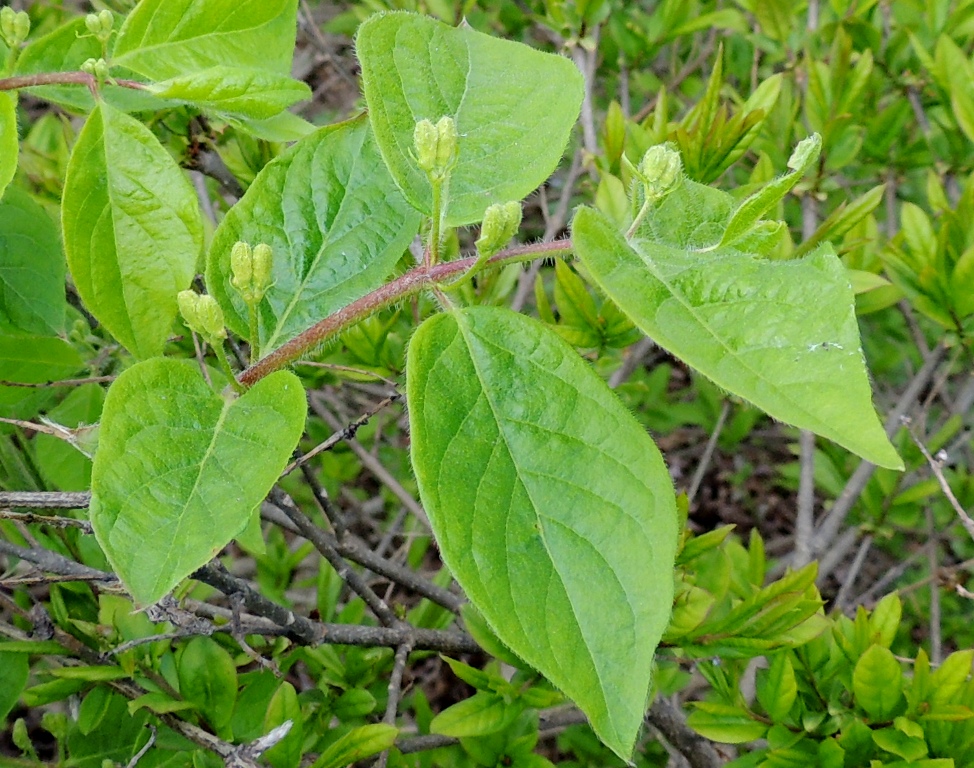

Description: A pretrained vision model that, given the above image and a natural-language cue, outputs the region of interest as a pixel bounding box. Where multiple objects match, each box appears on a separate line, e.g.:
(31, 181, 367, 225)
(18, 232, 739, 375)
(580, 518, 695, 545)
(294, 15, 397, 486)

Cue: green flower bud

(1, 7, 30, 46)
(413, 119, 439, 173)
(413, 116, 459, 179)
(178, 290, 226, 344)
(229, 240, 273, 305)
(434, 116, 458, 171)
(638, 145, 682, 200)
(80, 58, 110, 81)
(84, 10, 113, 42)
(476, 201, 522, 257)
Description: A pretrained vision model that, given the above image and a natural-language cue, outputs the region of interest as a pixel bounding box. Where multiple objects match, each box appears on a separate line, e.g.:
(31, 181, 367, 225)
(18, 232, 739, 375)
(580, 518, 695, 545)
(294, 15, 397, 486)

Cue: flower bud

(476, 201, 522, 257)
(178, 290, 227, 344)
(1, 8, 30, 46)
(413, 116, 459, 179)
(80, 58, 109, 81)
(638, 145, 682, 200)
(229, 240, 273, 305)
(434, 116, 458, 171)
(84, 10, 113, 43)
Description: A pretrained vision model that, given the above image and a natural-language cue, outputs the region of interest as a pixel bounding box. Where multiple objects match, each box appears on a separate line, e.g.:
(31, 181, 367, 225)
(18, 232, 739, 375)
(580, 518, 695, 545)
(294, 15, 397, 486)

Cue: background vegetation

(1, 0, 974, 767)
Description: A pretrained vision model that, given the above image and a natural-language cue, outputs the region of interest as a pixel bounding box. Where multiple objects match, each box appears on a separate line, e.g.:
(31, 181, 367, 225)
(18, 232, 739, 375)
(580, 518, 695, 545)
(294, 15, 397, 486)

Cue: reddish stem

(238, 239, 573, 386)
(0, 71, 147, 93)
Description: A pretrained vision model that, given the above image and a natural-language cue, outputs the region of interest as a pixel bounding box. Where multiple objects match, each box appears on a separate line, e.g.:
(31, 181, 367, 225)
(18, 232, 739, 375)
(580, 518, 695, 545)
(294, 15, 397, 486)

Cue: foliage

(0, 1, 973, 768)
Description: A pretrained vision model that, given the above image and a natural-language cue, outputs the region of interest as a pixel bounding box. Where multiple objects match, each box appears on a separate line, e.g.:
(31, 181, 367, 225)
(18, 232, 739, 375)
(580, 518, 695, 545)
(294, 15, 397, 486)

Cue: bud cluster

(80, 58, 110, 82)
(413, 116, 459, 180)
(229, 241, 273, 306)
(636, 144, 682, 201)
(178, 291, 227, 346)
(475, 201, 521, 258)
(84, 10, 114, 45)
(0, 7, 30, 47)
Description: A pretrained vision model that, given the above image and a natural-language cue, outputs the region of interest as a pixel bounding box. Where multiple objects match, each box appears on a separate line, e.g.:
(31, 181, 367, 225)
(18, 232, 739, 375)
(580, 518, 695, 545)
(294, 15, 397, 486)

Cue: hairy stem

(238, 239, 574, 386)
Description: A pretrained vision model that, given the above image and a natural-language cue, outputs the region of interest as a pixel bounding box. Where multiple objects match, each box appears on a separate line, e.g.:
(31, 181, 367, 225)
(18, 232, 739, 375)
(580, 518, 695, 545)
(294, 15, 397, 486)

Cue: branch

(238, 239, 574, 386)
(0, 71, 147, 93)
(646, 697, 722, 768)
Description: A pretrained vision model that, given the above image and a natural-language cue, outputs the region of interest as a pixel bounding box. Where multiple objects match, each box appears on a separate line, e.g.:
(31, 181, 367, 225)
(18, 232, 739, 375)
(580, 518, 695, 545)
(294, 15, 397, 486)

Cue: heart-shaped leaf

(62, 102, 203, 360)
(90, 359, 306, 607)
(407, 306, 679, 759)
(573, 206, 903, 470)
(357, 12, 583, 226)
(206, 115, 420, 353)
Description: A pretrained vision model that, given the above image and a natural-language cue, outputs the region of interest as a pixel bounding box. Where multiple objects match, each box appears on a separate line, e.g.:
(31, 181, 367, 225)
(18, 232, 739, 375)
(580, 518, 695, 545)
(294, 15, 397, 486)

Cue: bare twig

(687, 401, 730, 506)
(793, 429, 817, 568)
(926, 505, 942, 664)
(834, 534, 873, 613)
(0, 509, 92, 533)
(0, 491, 91, 509)
(608, 337, 656, 389)
(647, 697, 722, 768)
(907, 425, 974, 542)
(375, 641, 414, 768)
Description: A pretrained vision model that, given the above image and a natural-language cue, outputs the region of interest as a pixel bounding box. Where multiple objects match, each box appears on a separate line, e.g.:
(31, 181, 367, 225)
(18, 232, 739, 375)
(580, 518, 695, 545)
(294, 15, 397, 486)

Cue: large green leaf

(206, 115, 420, 352)
(573, 206, 903, 469)
(0, 93, 17, 200)
(113, 0, 299, 80)
(146, 66, 311, 119)
(407, 306, 679, 759)
(0, 186, 66, 336)
(89, 358, 306, 607)
(62, 102, 202, 360)
(357, 12, 583, 226)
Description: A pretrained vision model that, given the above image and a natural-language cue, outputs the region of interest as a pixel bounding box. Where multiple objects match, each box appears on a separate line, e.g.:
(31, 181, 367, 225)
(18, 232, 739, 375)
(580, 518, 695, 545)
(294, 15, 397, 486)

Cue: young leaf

(62, 103, 202, 360)
(853, 645, 904, 721)
(756, 653, 798, 721)
(573, 206, 903, 469)
(687, 702, 768, 743)
(146, 67, 312, 119)
(309, 724, 398, 768)
(0, 335, 82, 381)
(0, 187, 66, 336)
(177, 637, 237, 734)
(407, 306, 679, 759)
(89, 359, 306, 607)
(207, 115, 420, 352)
(113, 0, 299, 80)
(0, 93, 17, 200)
(0, 651, 28, 723)
(357, 12, 583, 226)
(431, 692, 523, 738)
(264, 682, 303, 768)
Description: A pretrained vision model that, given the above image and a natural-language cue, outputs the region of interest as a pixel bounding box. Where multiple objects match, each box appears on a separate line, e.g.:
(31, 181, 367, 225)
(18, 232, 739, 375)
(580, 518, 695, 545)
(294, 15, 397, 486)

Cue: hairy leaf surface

(408, 306, 678, 759)
(146, 66, 311, 119)
(90, 359, 306, 607)
(114, 0, 298, 80)
(357, 12, 583, 226)
(573, 207, 902, 469)
(0, 186, 65, 336)
(62, 103, 202, 360)
(207, 115, 420, 352)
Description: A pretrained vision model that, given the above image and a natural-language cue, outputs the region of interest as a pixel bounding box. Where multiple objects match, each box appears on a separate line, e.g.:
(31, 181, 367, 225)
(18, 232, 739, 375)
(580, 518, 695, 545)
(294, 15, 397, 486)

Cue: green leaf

(0, 652, 28, 723)
(853, 645, 904, 721)
(34, 384, 104, 492)
(358, 12, 583, 226)
(89, 358, 306, 607)
(407, 306, 678, 759)
(431, 692, 523, 738)
(309, 724, 398, 768)
(756, 653, 798, 722)
(146, 67, 312, 119)
(0, 93, 17, 200)
(872, 727, 928, 761)
(114, 0, 299, 80)
(264, 682, 303, 768)
(0, 186, 66, 336)
(207, 115, 420, 352)
(178, 637, 237, 733)
(687, 702, 768, 743)
(573, 206, 902, 469)
(62, 103, 202, 360)
(0, 335, 82, 382)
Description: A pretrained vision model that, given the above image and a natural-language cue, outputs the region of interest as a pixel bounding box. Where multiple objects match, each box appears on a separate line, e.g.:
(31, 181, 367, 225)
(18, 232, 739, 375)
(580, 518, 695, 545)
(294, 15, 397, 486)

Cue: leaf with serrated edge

(206, 115, 420, 352)
(408, 306, 678, 759)
(113, 0, 298, 80)
(90, 359, 306, 607)
(574, 206, 902, 469)
(357, 12, 583, 226)
(62, 103, 202, 360)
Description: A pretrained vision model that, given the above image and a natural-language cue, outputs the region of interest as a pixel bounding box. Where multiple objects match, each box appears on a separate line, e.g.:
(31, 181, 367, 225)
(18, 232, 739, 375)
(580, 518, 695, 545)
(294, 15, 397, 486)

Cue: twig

(0, 375, 115, 388)
(125, 726, 156, 768)
(0, 509, 92, 533)
(646, 697, 722, 768)
(608, 336, 656, 389)
(311, 392, 430, 528)
(375, 641, 414, 768)
(0, 538, 117, 582)
(833, 534, 873, 613)
(809, 342, 946, 557)
(926, 505, 942, 664)
(907, 424, 974, 542)
(686, 401, 730, 506)
(0, 491, 91, 509)
(793, 429, 817, 568)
